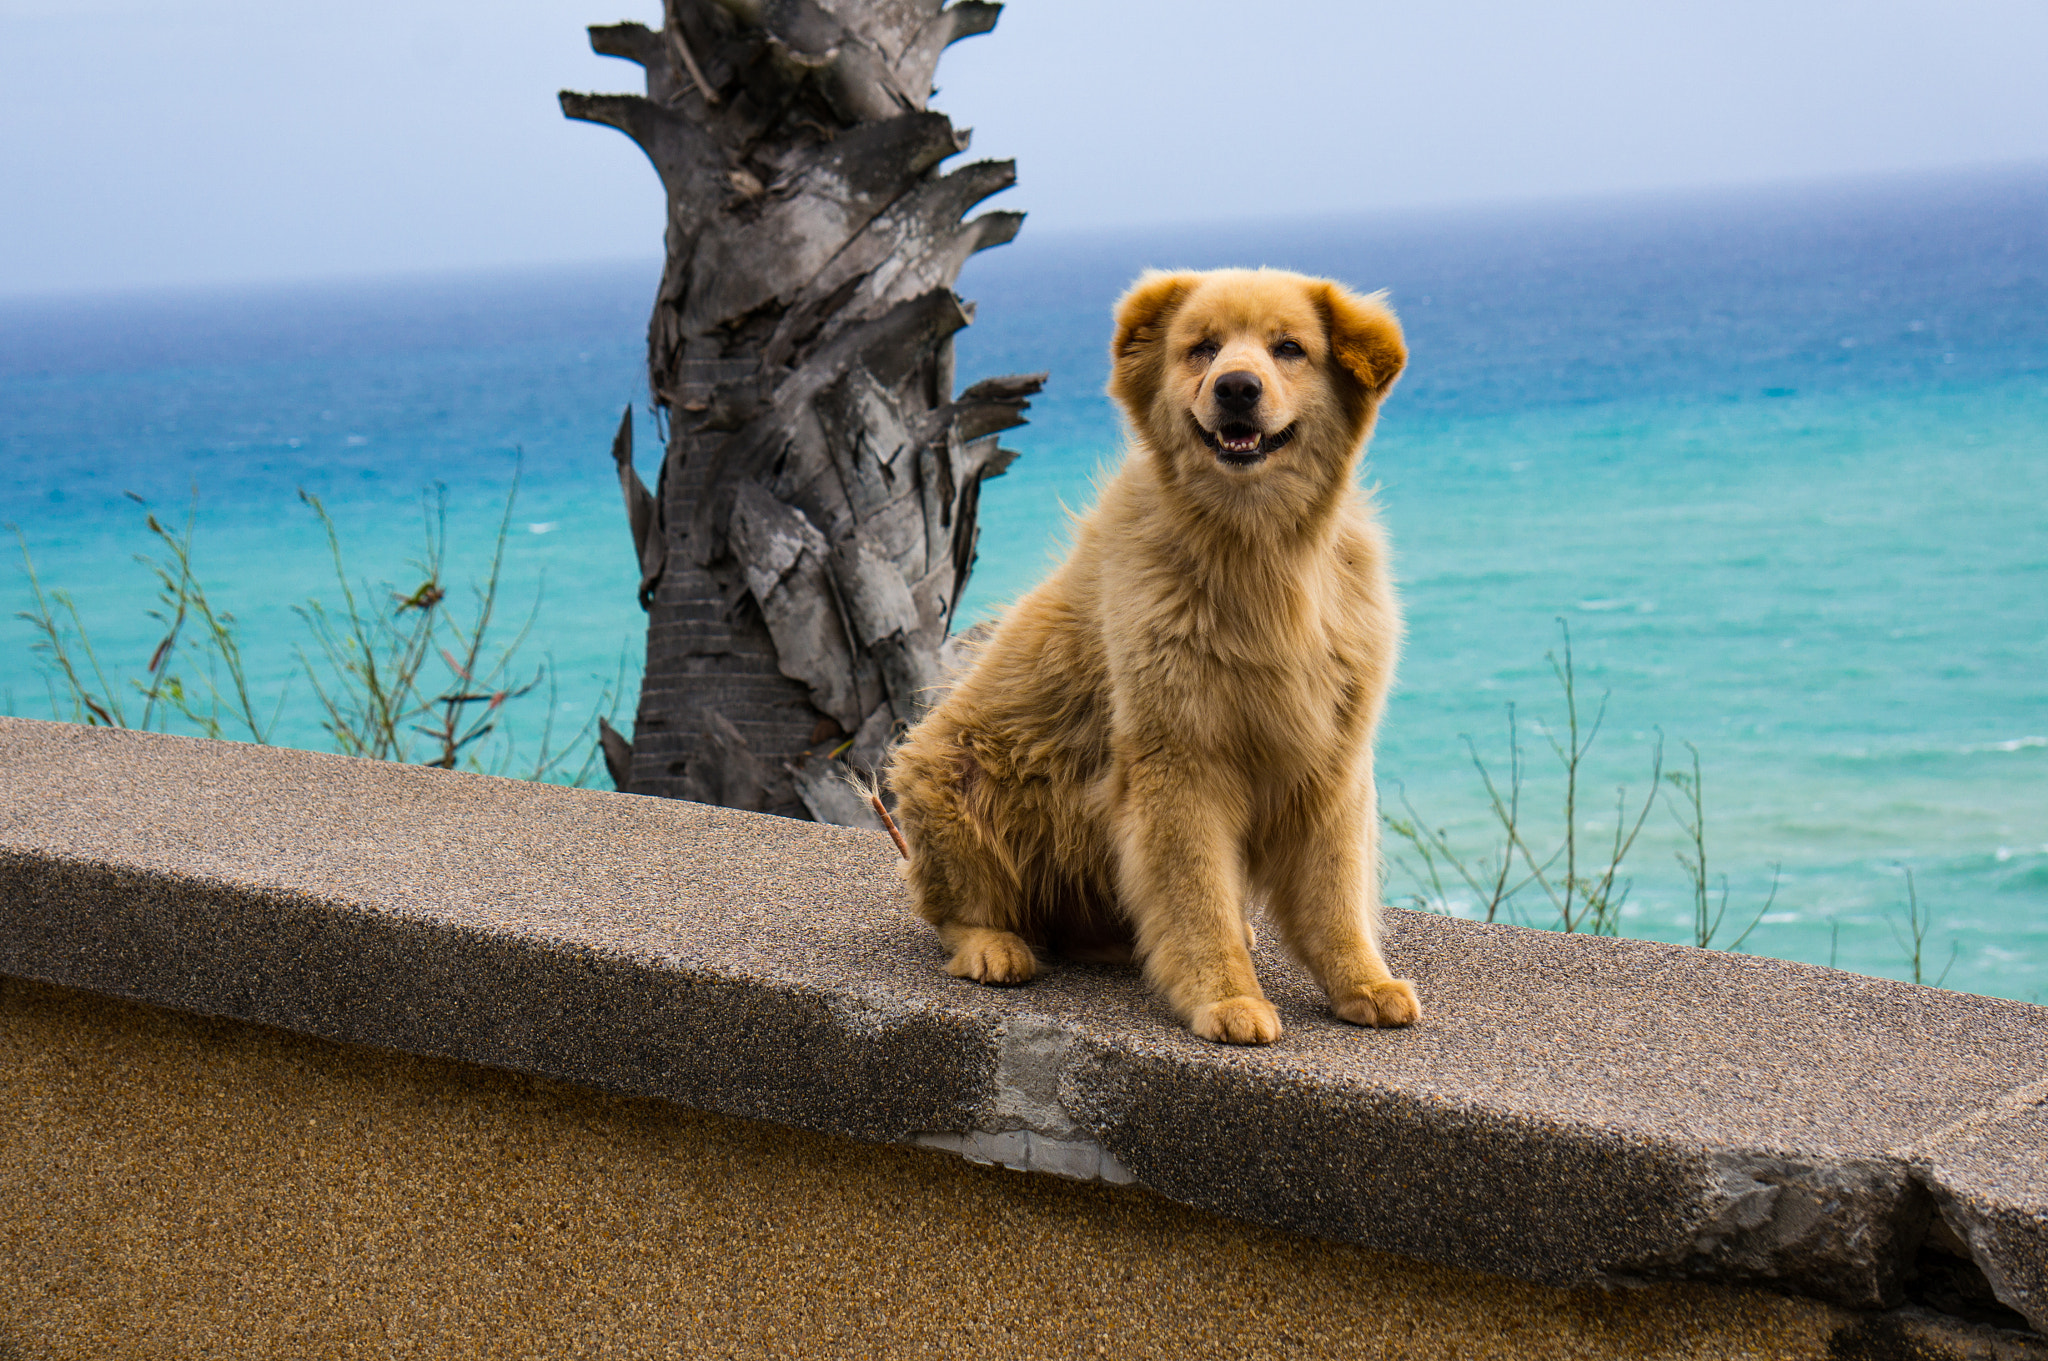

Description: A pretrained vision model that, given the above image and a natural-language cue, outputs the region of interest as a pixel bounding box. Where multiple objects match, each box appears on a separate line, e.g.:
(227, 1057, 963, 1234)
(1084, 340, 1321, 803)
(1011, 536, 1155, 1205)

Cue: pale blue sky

(3, 0, 2045, 295)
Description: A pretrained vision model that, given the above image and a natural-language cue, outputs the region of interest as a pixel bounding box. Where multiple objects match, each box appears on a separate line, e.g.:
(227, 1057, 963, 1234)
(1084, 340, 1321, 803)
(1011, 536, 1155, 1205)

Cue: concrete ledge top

(2, 717, 2043, 1332)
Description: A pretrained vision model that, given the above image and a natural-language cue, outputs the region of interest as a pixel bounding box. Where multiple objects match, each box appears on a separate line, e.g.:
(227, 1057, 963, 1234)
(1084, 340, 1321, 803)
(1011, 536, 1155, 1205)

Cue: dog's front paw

(944, 928, 1038, 986)
(1332, 979, 1422, 1028)
(1190, 996, 1283, 1045)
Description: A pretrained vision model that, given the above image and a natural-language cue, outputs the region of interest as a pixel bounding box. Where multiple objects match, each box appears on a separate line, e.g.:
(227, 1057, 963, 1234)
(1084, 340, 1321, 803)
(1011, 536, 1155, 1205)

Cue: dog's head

(1108, 268, 1404, 523)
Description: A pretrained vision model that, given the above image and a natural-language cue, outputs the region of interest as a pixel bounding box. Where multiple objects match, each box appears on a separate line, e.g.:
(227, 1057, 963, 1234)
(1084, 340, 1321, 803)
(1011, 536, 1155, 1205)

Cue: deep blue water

(3, 165, 2044, 1000)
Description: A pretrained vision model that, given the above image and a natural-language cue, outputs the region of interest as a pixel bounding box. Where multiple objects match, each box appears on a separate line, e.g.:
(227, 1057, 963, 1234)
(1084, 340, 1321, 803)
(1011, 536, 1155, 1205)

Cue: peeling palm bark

(562, 0, 1042, 821)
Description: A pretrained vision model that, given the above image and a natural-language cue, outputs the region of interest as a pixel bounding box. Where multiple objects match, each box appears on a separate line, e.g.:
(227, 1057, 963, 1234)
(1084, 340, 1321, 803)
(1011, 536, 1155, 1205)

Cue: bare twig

(1581, 733, 1664, 937)
(1665, 743, 1774, 951)
(135, 501, 277, 742)
(1468, 725, 1570, 922)
(872, 793, 909, 859)
(1384, 622, 1715, 944)
(1887, 866, 1958, 987)
(13, 523, 124, 727)
(665, 15, 721, 106)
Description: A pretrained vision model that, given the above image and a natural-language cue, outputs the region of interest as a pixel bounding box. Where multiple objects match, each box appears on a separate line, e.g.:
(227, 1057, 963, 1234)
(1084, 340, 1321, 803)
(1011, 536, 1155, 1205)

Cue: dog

(884, 267, 1420, 1045)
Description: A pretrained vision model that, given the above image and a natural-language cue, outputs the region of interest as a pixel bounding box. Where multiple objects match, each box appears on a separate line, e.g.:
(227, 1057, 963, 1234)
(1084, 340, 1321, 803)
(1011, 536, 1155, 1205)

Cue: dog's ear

(1112, 271, 1198, 362)
(1109, 271, 1199, 404)
(1317, 283, 1406, 400)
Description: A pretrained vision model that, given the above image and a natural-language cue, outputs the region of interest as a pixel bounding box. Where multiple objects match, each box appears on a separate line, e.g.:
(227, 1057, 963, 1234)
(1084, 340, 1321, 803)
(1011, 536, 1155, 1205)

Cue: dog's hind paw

(1191, 996, 1283, 1046)
(1332, 979, 1422, 1028)
(944, 928, 1038, 986)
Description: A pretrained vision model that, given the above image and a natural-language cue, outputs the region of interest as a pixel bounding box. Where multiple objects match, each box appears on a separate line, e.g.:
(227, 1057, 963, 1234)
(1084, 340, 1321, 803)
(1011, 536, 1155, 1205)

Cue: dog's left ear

(1317, 283, 1406, 401)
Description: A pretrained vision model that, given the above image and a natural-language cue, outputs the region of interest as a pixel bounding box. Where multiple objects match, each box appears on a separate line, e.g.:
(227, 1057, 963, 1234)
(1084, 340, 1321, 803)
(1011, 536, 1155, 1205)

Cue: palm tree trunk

(561, 0, 1041, 822)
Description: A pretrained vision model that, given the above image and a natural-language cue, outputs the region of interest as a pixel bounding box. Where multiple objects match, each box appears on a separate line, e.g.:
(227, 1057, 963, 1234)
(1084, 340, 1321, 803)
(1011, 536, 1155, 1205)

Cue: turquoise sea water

(3, 167, 2043, 1000)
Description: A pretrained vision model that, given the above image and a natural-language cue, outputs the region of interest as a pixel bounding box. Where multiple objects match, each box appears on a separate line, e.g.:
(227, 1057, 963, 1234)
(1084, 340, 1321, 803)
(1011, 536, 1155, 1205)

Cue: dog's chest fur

(1083, 483, 1395, 792)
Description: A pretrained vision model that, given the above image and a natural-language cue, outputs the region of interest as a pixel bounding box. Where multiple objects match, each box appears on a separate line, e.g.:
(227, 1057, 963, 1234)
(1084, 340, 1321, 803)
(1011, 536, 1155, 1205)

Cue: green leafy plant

(14, 497, 277, 739)
(294, 482, 552, 772)
(15, 523, 129, 730)
(11, 475, 619, 787)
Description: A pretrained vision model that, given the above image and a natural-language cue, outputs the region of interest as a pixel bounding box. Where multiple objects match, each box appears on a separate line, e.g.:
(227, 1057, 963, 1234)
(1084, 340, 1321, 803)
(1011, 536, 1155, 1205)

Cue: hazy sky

(3, 0, 2045, 295)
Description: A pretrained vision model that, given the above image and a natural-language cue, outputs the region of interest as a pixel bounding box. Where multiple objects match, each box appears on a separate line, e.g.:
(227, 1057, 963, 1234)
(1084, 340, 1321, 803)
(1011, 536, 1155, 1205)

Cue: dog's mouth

(1195, 418, 1296, 467)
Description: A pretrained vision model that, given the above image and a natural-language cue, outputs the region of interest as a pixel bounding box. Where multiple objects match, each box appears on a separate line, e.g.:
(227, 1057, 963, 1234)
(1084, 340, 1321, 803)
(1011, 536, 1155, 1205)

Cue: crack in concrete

(1626, 1151, 1922, 1309)
(912, 1015, 1136, 1183)
(1893, 1075, 2048, 1335)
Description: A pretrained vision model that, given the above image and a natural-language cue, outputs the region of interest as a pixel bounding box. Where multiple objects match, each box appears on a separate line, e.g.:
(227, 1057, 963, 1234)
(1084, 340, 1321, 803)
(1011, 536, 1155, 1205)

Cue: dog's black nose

(1213, 370, 1262, 413)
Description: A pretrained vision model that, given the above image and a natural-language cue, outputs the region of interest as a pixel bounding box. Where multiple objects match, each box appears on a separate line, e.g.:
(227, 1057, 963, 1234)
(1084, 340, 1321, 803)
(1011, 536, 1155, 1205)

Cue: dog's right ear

(1109, 271, 1198, 406)
(1111, 271, 1197, 363)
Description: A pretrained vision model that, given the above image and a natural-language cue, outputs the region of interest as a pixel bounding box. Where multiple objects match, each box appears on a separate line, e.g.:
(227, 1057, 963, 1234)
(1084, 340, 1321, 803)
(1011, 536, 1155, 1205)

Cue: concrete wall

(3, 718, 2044, 1358)
(3, 977, 1878, 1359)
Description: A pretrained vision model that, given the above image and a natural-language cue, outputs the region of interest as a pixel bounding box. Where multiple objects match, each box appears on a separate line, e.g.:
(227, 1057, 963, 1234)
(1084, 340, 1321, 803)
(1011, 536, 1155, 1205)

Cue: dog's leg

(1265, 776, 1421, 1028)
(906, 829, 1038, 986)
(933, 921, 1037, 984)
(1115, 755, 1280, 1045)
(892, 745, 1038, 986)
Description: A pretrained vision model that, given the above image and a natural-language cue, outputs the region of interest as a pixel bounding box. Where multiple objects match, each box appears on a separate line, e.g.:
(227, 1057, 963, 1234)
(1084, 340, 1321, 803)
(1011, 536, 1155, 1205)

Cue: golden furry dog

(884, 267, 1419, 1045)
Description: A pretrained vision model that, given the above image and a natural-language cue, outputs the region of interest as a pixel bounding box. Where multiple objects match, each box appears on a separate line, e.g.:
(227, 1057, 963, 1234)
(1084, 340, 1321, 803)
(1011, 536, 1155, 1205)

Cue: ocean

(3, 165, 2043, 1002)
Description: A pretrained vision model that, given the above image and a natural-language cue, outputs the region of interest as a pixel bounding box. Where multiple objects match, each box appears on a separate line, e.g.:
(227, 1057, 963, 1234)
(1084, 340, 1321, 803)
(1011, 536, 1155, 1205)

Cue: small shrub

(11, 473, 621, 785)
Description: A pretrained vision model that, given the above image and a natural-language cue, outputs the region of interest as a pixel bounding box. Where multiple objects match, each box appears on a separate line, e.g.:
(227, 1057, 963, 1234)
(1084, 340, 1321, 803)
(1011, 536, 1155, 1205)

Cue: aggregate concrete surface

(3, 717, 2044, 1337)
(0, 977, 1890, 1360)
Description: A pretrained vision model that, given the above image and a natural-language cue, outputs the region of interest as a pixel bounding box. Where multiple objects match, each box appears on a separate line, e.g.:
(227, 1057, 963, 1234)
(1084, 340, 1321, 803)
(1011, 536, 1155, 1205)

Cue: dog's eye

(1187, 340, 1219, 362)
(1273, 339, 1306, 359)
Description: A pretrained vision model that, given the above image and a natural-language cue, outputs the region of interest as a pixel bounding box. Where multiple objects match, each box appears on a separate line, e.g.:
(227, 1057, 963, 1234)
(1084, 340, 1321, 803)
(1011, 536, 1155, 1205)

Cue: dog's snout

(1212, 370, 1262, 413)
